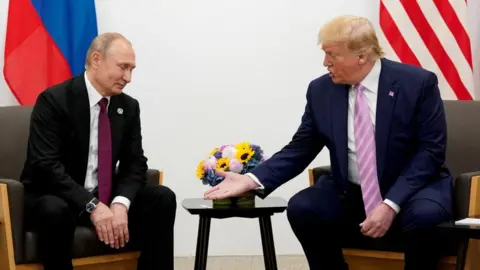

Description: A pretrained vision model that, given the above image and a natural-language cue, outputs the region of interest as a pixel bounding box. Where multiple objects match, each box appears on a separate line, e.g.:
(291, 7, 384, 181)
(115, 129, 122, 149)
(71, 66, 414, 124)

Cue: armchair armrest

(454, 171, 480, 220)
(308, 166, 332, 186)
(0, 179, 24, 264)
(114, 168, 163, 186)
(145, 169, 163, 185)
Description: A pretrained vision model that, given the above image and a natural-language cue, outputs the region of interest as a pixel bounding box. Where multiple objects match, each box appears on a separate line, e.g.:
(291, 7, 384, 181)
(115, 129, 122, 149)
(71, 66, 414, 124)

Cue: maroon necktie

(98, 98, 112, 204)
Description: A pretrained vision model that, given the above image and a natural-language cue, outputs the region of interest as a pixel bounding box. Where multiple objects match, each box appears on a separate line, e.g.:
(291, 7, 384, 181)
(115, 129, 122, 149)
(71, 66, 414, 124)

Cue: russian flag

(3, 0, 98, 105)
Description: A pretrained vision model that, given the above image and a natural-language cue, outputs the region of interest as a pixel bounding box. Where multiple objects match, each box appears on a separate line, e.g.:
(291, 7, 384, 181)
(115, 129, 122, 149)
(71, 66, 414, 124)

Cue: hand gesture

(110, 203, 129, 249)
(204, 170, 259, 200)
(90, 202, 117, 248)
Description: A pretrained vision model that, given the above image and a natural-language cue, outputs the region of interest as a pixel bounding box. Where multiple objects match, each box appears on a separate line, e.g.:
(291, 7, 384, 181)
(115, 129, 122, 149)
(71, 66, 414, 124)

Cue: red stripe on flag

(399, 0, 472, 100)
(379, 1, 420, 66)
(432, 0, 472, 69)
(3, 0, 71, 105)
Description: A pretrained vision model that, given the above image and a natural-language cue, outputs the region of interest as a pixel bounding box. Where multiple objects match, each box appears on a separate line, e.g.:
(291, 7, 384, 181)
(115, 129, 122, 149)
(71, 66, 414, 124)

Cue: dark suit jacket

(20, 73, 148, 214)
(251, 58, 453, 214)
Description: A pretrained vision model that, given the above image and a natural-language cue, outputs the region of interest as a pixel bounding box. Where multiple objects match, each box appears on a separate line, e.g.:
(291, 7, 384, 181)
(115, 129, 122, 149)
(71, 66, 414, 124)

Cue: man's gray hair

(85, 32, 130, 68)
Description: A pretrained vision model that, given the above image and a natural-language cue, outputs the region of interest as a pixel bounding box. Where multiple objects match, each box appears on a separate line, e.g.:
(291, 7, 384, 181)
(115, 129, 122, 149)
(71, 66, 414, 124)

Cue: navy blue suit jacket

(251, 58, 453, 214)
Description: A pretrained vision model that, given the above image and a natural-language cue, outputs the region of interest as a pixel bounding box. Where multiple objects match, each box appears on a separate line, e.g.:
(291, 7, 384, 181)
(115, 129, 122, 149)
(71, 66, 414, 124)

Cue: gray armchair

(307, 100, 480, 269)
(0, 105, 163, 270)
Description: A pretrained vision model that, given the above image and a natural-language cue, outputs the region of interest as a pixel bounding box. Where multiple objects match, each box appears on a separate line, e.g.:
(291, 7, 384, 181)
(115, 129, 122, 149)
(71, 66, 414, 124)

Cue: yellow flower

(216, 158, 229, 171)
(235, 142, 250, 151)
(196, 160, 205, 179)
(235, 148, 254, 163)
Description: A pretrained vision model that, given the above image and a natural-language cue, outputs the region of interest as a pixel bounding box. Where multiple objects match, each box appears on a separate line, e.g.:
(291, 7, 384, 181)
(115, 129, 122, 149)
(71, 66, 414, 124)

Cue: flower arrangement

(196, 142, 266, 187)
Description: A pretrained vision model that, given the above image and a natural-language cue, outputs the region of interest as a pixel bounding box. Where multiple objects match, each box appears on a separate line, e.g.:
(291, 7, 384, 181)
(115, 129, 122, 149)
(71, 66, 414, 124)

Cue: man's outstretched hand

(204, 170, 260, 200)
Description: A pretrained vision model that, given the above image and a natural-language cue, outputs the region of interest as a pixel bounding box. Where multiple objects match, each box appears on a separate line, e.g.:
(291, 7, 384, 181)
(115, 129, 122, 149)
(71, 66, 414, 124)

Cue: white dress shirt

(84, 73, 131, 210)
(248, 60, 400, 213)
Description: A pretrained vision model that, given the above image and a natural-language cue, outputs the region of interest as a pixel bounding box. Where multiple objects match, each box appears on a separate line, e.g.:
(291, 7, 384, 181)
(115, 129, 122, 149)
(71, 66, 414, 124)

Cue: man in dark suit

(21, 32, 176, 270)
(204, 15, 452, 270)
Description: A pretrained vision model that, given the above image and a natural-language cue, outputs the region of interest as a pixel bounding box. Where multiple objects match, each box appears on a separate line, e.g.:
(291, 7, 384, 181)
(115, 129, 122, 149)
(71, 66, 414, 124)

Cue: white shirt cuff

(111, 196, 131, 211)
(383, 199, 400, 213)
(246, 173, 264, 189)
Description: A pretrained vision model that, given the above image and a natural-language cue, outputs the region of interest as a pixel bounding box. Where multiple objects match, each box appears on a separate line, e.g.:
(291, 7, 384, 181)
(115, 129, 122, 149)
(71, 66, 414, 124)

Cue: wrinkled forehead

(106, 41, 136, 65)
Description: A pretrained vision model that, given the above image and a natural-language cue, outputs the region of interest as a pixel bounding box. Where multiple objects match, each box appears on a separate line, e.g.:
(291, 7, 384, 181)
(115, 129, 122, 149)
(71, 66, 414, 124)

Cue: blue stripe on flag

(30, 0, 98, 76)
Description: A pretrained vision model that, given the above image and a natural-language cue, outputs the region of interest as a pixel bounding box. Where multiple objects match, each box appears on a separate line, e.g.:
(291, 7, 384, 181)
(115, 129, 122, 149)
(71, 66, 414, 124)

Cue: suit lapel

(71, 75, 91, 173)
(108, 96, 123, 158)
(375, 59, 398, 180)
(331, 84, 350, 184)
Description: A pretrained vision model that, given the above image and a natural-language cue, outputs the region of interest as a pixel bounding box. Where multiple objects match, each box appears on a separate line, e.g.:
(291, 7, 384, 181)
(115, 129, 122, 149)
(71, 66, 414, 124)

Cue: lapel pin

(117, 108, 123, 115)
(388, 91, 394, 97)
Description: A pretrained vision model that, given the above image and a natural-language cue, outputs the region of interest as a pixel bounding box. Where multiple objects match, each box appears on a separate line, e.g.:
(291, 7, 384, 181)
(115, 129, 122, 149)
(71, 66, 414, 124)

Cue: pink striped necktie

(353, 83, 383, 216)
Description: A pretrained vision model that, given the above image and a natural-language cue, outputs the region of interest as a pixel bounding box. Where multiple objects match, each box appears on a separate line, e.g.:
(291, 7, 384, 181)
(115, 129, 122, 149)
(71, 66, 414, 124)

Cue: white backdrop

(0, 0, 479, 257)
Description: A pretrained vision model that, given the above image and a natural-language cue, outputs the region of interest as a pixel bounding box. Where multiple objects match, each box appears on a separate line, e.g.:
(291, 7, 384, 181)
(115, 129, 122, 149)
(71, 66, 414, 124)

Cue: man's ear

(91, 51, 101, 69)
(358, 54, 367, 64)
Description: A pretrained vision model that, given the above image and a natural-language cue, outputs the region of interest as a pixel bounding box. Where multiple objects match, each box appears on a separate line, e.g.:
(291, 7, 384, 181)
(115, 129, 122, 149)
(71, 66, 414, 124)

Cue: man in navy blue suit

(204, 15, 452, 270)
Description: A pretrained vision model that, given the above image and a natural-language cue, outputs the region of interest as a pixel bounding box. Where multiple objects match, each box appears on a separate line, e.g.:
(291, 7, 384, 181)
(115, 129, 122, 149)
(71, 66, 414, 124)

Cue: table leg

(456, 237, 469, 270)
(259, 215, 278, 270)
(194, 215, 211, 270)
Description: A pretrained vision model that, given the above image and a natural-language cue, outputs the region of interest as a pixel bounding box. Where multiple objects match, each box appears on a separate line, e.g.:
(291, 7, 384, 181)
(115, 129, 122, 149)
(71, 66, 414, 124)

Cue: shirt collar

(357, 59, 381, 93)
(84, 72, 110, 108)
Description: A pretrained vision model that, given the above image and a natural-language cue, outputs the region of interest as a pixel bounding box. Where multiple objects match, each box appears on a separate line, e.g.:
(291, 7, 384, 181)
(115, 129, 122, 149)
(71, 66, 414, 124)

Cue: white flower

(204, 156, 217, 170)
(221, 146, 237, 159)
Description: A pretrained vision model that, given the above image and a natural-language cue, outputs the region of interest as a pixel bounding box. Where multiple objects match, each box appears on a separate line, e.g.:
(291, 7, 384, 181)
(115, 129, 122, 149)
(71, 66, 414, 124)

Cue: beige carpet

(174, 255, 308, 270)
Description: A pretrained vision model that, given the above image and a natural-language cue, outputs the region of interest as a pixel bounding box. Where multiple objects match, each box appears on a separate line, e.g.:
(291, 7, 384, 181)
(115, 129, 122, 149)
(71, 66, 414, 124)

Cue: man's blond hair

(318, 15, 384, 60)
(85, 32, 131, 68)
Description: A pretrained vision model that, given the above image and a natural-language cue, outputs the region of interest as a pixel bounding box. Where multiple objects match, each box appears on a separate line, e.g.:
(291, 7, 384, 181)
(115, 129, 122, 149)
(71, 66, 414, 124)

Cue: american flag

(379, 0, 473, 100)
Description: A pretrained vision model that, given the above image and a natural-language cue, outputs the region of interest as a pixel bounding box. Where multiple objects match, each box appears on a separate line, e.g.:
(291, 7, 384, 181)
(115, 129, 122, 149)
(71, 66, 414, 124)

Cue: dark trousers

(286, 178, 451, 270)
(24, 184, 177, 270)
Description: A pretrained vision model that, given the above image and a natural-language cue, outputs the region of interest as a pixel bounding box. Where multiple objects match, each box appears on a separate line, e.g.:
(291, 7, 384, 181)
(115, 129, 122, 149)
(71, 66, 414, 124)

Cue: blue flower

(202, 169, 224, 186)
(213, 151, 222, 159)
(250, 144, 264, 161)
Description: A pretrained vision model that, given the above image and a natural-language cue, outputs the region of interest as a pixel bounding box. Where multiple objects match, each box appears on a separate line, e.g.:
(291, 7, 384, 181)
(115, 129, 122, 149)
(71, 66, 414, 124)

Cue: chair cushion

(23, 226, 133, 264)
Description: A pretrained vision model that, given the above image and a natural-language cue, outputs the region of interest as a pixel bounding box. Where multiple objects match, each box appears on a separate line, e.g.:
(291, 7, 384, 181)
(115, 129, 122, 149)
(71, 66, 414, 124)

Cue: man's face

(93, 39, 136, 96)
(322, 42, 361, 85)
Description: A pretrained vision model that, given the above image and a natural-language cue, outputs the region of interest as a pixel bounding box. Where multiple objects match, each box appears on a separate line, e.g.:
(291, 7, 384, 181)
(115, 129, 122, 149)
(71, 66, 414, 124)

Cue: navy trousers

(287, 177, 451, 270)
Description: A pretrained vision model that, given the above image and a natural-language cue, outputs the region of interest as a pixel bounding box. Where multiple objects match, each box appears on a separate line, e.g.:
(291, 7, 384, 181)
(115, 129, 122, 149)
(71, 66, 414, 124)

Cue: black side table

(437, 221, 480, 270)
(182, 196, 287, 270)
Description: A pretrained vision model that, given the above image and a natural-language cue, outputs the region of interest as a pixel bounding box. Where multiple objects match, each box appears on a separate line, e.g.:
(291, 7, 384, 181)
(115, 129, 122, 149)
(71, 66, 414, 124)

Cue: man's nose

(123, 71, 131, 83)
(323, 57, 330, 67)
